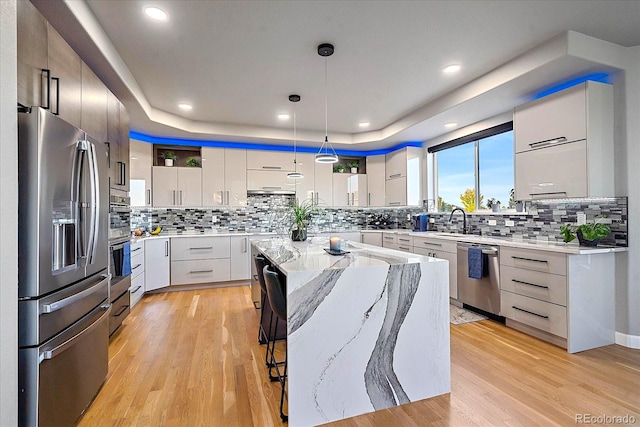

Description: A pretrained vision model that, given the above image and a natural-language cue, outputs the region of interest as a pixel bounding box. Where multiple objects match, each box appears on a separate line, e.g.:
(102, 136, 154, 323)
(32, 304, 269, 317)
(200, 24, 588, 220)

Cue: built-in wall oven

(108, 190, 131, 335)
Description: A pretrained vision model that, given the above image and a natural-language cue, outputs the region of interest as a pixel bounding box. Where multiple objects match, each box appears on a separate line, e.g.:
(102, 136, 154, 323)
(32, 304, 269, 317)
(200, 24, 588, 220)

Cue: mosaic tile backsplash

(130, 195, 627, 246)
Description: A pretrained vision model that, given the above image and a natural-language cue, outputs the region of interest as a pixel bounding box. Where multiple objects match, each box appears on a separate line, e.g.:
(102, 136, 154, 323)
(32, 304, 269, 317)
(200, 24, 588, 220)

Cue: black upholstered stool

(263, 264, 288, 423)
(254, 254, 270, 346)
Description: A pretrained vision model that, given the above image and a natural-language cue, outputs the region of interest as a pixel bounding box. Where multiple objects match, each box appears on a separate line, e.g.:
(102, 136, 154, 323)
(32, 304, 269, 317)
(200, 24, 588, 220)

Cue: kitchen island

(253, 237, 450, 427)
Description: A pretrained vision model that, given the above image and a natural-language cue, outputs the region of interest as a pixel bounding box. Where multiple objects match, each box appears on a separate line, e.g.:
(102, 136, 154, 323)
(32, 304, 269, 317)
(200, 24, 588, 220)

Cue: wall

(0, 0, 18, 425)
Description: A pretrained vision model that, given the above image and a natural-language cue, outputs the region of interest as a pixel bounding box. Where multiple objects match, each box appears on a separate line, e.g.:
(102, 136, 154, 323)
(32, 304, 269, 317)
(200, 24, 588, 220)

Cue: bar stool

(263, 265, 288, 423)
(254, 254, 270, 345)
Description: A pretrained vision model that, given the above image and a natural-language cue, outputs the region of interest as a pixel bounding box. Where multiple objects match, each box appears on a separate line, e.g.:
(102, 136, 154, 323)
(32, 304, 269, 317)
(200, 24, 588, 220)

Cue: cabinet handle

(383, 236, 394, 240)
(398, 238, 410, 242)
(132, 263, 142, 270)
(121, 162, 127, 186)
(512, 306, 549, 319)
(529, 191, 567, 198)
(368, 193, 371, 206)
(226, 191, 230, 205)
(172, 190, 176, 205)
(261, 166, 281, 170)
(41, 69, 51, 110)
(389, 173, 402, 178)
(347, 193, 350, 206)
(399, 246, 410, 251)
(352, 193, 355, 206)
(114, 305, 130, 317)
(190, 270, 213, 274)
(389, 201, 401, 205)
(131, 247, 141, 252)
(315, 192, 319, 205)
(165, 240, 169, 257)
(146, 189, 151, 205)
(528, 136, 567, 148)
(423, 242, 442, 247)
(511, 256, 548, 263)
(131, 286, 142, 294)
(180, 190, 183, 206)
(262, 186, 281, 190)
(190, 246, 213, 250)
(243, 238, 248, 253)
(511, 279, 549, 289)
(51, 76, 60, 115)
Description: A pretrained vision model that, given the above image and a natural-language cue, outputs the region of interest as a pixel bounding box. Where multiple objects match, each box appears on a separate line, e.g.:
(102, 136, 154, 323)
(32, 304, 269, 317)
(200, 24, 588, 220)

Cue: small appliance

(413, 214, 429, 231)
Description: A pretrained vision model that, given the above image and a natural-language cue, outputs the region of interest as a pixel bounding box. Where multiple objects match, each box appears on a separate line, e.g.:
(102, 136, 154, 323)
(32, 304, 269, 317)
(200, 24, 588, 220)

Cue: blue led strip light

(129, 131, 422, 156)
(532, 72, 612, 100)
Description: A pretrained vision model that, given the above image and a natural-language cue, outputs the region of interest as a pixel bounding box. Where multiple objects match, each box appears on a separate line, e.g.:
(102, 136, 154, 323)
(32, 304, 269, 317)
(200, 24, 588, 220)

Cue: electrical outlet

(407, 214, 411, 220)
(577, 212, 586, 225)
(429, 218, 435, 223)
(488, 219, 497, 226)
(505, 220, 515, 227)
(211, 215, 218, 223)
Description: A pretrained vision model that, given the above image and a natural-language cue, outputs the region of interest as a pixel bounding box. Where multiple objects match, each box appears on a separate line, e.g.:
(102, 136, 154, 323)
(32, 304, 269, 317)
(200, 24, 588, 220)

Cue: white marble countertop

(252, 236, 445, 275)
(362, 229, 626, 255)
(131, 230, 276, 242)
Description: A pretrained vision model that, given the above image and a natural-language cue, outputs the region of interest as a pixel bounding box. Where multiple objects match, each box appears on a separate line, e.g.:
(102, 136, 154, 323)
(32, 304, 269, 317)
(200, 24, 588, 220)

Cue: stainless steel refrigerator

(18, 108, 111, 427)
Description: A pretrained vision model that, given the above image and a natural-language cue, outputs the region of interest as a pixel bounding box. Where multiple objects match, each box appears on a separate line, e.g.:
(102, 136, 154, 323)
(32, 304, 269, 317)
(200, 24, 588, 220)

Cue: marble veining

(288, 269, 345, 335)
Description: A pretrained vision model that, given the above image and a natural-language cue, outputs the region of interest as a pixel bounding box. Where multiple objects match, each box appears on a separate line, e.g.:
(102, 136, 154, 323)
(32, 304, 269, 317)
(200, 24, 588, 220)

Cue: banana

(150, 226, 162, 235)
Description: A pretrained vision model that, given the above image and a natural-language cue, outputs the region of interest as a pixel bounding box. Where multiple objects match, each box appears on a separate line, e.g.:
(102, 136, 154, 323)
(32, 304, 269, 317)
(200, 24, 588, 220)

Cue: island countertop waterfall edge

(252, 237, 451, 426)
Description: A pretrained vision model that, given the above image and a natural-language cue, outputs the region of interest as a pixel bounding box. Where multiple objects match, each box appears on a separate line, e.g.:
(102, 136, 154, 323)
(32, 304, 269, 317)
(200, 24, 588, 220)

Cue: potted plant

(333, 164, 346, 173)
(487, 198, 501, 212)
(346, 160, 359, 173)
(559, 218, 611, 246)
(560, 224, 575, 243)
(509, 188, 524, 212)
(288, 198, 317, 241)
(161, 150, 177, 166)
(186, 156, 201, 167)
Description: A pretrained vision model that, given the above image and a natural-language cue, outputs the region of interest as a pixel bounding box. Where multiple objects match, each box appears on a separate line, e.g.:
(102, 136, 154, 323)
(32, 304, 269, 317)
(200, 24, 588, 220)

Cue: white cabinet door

(349, 175, 368, 207)
(366, 155, 386, 206)
(332, 173, 350, 206)
(177, 168, 202, 207)
(144, 238, 170, 291)
(314, 162, 333, 206)
(202, 147, 225, 206)
(385, 177, 407, 206)
(385, 149, 407, 179)
(247, 170, 291, 192)
(514, 84, 586, 154)
(246, 150, 294, 171)
(361, 232, 382, 246)
(152, 166, 178, 206)
(295, 152, 315, 203)
(130, 140, 153, 206)
(515, 141, 587, 200)
(230, 236, 250, 281)
(225, 149, 247, 206)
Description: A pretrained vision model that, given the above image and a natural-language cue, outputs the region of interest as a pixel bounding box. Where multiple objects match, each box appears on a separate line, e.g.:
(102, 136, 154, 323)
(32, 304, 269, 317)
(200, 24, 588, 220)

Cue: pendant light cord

(293, 102, 297, 171)
(324, 57, 328, 143)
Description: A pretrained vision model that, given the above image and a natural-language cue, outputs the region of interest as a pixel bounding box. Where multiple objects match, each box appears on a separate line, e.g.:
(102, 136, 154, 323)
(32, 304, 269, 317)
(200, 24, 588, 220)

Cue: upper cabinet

(246, 150, 294, 171)
(202, 148, 247, 206)
(294, 152, 315, 203)
(384, 147, 422, 206)
(152, 166, 202, 207)
(106, 91, 130, 192)
(130, 140, 153, 206)
(17, 0, 48, 108)
(46, 24, 82, 128)
(80, 63, 108, 142)
(366, 155, 386, 207)
(332, 174, 367, 207)
(514, 81, 613, 200)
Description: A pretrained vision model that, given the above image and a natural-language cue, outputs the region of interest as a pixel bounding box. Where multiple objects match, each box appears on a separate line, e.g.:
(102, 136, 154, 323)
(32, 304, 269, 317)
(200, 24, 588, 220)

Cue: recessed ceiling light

(442, 64, 462, 74)
(359, 122, 370, 128)
(178, 103, 192, 111)
(444, 122, 457, 128)
(278, 114, 290, 120)
(144, 6, 168, 21)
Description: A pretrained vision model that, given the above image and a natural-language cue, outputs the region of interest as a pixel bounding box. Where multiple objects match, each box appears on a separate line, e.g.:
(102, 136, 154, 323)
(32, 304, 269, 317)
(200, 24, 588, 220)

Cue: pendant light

(315, 43, 339, 164)
(287, 94, 304, 179)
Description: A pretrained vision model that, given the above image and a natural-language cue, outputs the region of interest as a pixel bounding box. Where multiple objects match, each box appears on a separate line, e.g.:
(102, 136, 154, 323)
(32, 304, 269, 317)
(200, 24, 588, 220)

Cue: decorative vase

(165, 159, 174, 167)
(291, 228, 307, 242)
(515, 201, 524, 212)
(491, 204, 500, 212)
(576, 230, 599, 247)
(350, 167, 358, 173)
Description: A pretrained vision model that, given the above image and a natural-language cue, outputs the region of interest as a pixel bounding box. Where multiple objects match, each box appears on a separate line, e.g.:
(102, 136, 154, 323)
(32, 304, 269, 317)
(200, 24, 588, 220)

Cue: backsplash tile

(131, 196, 627, 246)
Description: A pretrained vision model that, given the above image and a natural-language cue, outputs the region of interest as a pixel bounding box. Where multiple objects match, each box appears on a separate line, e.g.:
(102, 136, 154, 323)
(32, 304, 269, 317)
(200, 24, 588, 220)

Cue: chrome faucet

(449, 207, 467, 234)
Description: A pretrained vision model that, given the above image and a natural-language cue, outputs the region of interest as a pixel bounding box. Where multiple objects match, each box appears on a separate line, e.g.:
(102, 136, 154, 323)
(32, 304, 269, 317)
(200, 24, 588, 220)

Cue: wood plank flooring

(78, 286, 640, 427)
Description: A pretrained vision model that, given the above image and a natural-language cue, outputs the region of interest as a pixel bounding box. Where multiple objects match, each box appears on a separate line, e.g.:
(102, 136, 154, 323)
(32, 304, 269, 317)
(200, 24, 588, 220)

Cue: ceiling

(36, 1, 640, 150)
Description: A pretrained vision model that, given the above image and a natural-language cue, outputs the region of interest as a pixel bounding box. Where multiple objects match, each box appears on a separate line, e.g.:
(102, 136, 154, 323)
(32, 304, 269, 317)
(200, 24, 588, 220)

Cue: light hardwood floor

(78, 286, 640, 427)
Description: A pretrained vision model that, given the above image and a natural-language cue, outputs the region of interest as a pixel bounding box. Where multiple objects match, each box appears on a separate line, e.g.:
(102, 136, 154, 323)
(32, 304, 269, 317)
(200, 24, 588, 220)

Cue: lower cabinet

(361, 231, 382, 246)
(130, 240, 145, 307)
(144, 238, 170, 291)
(412, 236, 458, 299)
(171, 237, 230, 285)
(230, 236, 250, 281)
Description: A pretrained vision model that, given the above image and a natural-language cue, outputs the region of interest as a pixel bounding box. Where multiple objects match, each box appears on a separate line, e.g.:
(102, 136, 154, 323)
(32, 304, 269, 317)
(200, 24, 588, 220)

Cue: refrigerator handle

(40, 304, 111, 363)
(85, 141, 99, 265)
(51, 76, 60, 115)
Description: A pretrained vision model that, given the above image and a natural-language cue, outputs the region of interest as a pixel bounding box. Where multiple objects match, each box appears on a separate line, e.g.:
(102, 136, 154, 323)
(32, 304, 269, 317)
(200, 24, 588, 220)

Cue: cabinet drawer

(130, 274, 144, 307)
(500, 265, 567, 306)
(396, 234, 413, 247)
(171, 259, 231, 285)
(382, 242, 399, 251)
(412, 237, 457, 254)
(500, 247, 566, 276)
(501, 291, 567, 338)
(171, 237, 230, 261)
(130, 240, 144, 256)
(382, 233, 397, 245)
(130, 251, 145, 280)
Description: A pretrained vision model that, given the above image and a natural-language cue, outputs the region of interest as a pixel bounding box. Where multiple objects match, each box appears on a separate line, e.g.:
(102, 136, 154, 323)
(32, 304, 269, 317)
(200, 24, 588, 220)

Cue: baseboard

(615, 332, 640, 349)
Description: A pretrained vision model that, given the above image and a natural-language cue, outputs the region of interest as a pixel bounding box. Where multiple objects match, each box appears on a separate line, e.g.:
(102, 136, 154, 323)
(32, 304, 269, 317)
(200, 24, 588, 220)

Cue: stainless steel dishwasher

(456, 242, 501, 316)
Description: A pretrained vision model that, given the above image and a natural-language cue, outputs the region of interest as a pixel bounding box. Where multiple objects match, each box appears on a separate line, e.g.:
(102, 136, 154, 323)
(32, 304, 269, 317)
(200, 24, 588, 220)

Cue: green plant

(560, 224, 575, 243)
(333, 164, 346, 173)
(186, 156, 201, 167)
(289, 198, 317, 231)
(161, 150, 177, 160)
(486, 198, 501, 208)
(575, 221, 611, 241)
(346, 160, 360, 169)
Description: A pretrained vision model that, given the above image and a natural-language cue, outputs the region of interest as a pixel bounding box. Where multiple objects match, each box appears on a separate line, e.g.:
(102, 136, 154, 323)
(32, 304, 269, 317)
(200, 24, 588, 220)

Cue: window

(431, 123, 513, 212)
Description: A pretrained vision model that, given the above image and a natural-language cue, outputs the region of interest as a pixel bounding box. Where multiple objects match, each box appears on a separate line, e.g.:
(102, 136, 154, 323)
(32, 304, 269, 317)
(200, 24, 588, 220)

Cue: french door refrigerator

(18, 107, 111, 427)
